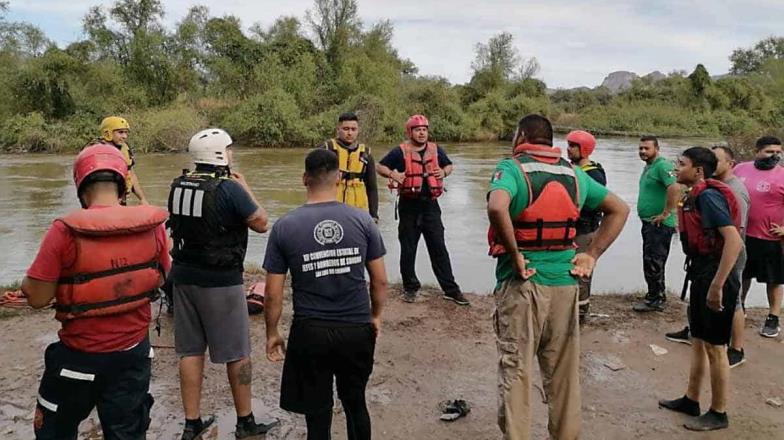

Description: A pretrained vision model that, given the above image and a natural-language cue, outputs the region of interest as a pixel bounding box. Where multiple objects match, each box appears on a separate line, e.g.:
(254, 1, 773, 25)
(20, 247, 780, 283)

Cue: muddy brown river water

(0, 137, 770, 306)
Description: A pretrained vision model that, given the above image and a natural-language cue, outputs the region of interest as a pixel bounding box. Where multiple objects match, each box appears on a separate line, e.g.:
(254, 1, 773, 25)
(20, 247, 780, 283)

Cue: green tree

(688, 63, 711, 96)
(82, 0, 178, 104)
(306, 0, 360, 67)
(466, 32, 539, 101)
(730, 36, 784, 75)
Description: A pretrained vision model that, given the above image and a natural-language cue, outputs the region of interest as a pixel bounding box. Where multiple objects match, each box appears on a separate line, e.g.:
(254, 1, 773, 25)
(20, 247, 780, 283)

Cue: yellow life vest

(325, 139, 369, 211)
(118, 143, 134, 195)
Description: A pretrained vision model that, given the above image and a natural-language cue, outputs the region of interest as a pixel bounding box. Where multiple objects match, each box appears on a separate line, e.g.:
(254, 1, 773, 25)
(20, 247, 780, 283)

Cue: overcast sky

(7, 0, 784, 88)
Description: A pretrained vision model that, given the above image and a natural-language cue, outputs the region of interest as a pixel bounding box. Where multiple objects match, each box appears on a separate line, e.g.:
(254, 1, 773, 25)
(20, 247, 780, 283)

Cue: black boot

(684, 409, 729, 431)
(181, 416, 215, 440)
(235, 413, 280, 438)
(633, 294, 666, 312)
(658, 395, 700, 416)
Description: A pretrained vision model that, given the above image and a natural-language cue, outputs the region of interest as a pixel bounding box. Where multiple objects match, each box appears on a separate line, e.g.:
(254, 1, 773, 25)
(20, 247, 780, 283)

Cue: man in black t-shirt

(659, 147, 742, 432)
(168, 128, 277, 440)
(376, 114, 467, 305)
(264, 148, 388, 440)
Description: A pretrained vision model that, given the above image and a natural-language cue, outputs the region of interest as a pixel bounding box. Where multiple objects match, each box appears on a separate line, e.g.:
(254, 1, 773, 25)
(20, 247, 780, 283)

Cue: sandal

(439, 399, 471, 421)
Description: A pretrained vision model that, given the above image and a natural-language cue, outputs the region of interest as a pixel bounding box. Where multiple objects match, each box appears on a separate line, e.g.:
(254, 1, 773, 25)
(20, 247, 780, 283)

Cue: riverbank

(1, 281, 782, 439)
(0, 129, 727, 155)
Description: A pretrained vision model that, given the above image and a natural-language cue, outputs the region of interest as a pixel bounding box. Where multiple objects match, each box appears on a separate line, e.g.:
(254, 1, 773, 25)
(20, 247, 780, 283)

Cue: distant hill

(644, 71, 666, 82)
(548, 69, 729, 95)
(600, 71, 638, 93)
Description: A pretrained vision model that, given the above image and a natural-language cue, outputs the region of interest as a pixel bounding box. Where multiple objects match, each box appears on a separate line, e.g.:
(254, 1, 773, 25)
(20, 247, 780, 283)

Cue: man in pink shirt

(734, 136, 784, 338)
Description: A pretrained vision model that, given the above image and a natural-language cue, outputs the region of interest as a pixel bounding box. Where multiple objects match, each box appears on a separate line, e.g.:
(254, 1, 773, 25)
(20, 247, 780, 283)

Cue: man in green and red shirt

(487, 114, 629, 439)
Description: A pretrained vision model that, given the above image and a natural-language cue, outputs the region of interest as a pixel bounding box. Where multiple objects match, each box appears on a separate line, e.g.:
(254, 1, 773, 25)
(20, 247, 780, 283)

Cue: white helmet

(188, 128, 233, 166)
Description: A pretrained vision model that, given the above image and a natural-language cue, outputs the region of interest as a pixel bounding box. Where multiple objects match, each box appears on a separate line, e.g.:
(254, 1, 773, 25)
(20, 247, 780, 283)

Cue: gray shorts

(173, 284, 251, 363)
(735, 245, 747, 312)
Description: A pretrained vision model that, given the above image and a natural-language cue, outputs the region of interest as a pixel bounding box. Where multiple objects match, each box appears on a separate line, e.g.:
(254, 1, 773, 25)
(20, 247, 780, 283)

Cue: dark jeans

(397, 197, 460, 295)
(641, 220, 674, 298)
(34, 337, 153, 440)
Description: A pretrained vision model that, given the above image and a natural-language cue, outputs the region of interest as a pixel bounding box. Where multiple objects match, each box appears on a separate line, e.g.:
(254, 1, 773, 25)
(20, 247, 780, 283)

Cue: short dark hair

(78, 171, 125, 198)
(516, 114, 553, 146)
(338, 112, 359, 123)
(755, 136, 782, 150)
(711, 145, 735, 161)
(682, 146, 717, 179)
(640, 135, 659, 148)
(305, 148, 339, 186)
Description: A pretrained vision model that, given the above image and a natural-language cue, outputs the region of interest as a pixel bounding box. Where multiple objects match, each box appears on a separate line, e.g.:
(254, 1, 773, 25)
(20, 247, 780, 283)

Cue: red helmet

(566, 130, 596, 158)
(405, 114, 429, 138)
(73, 144, 128, 194)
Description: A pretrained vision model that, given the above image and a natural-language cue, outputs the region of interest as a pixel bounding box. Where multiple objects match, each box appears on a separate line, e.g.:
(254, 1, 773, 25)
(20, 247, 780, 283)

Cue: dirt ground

(1, 283, 783, 440)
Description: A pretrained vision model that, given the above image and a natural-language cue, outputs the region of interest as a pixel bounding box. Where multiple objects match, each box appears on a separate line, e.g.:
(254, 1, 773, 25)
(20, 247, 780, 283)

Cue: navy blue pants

(34, 337, 153, 440)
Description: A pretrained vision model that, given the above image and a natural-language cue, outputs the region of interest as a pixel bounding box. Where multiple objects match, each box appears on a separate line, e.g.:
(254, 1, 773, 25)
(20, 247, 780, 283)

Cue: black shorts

(280, 319, 376, 415)
(688, 259, 740, 346)
(742, 236, 784, 284)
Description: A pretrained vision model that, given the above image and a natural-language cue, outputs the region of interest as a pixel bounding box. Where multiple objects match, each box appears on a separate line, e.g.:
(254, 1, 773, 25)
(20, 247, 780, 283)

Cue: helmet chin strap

(195, 163, 231, 177)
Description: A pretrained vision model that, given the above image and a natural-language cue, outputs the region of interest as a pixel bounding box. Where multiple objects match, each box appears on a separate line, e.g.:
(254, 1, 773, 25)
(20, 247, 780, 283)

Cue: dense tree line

(0, 0, 782, 153)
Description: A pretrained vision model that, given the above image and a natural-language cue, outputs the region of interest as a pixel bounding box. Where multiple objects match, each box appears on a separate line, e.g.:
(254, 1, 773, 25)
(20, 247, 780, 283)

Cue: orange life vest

(54, 205, 168, 322)
(488, 144, 580, 255)
(396, 142, 444, 199)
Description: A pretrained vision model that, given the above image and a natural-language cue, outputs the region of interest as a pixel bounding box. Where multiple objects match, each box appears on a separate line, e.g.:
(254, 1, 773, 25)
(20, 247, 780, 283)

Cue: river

(0, 137, 770, 307)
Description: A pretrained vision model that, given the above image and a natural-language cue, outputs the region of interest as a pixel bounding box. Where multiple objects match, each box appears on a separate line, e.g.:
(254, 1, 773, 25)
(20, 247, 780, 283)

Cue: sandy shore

(1, 282, 782, 439)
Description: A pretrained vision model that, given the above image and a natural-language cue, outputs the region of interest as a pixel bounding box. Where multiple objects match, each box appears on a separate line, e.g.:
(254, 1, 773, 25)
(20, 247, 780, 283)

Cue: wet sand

(1, 280, 782, 439)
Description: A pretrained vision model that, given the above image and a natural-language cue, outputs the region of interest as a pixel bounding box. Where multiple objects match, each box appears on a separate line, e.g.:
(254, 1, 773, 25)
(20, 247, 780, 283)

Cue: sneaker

(760, 315, 780, 338)
(683, 409, 729, 431)
(402, 290, 417, 303)
(181, 416, 215, 440)
(658, 395, 700, 417)
(633, 295, 666, 312)
(665, 326, 691, 345)
(727, 347, 745, 368)
(235, 416, 280, 438)
(444, 292, 470, 306)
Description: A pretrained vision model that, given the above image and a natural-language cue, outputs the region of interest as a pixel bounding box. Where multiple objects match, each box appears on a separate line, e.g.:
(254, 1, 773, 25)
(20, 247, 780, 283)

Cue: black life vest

(576, 161, 606, 234)
(167, 170, 248, 270)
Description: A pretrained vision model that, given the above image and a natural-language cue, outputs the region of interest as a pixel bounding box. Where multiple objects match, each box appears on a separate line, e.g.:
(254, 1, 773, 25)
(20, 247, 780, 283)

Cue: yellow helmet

(100, 116, 130, 141)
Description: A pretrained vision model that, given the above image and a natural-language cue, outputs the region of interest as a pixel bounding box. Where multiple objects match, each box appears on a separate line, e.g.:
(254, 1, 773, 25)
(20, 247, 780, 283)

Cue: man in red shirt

(22, 144, 170, 439)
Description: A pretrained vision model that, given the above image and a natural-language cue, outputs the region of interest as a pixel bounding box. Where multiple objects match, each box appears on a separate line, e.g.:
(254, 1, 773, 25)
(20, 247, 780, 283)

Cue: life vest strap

(515, 218, 575, 248)
(58, 260, 161, 284)
(54, 289, 160, 315)
(341, 171, 365, 180)
(516, 238, 575, 247)
(512, 220, 576, 229)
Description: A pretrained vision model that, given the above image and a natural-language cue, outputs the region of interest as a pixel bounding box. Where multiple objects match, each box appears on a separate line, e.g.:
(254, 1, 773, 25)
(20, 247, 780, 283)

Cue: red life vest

(397, 142, 444, 199)
(678, 179, 741, 257)
(488, 144, 580, 256)
(54, 205, 168, 322)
